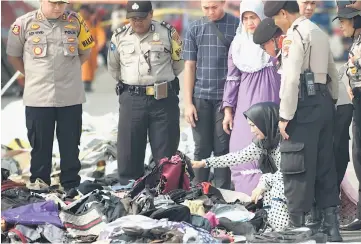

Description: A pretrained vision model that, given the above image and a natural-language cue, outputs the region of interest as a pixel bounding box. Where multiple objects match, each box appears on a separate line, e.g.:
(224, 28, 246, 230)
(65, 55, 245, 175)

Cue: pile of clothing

(1, 101, 327, 243)
(1, 164, 325, 243)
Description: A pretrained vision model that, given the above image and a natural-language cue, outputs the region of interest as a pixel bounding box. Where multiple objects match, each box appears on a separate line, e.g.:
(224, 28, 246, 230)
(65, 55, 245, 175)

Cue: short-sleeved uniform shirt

(6, 10, 95, 107)
(182, 13, 239, 100)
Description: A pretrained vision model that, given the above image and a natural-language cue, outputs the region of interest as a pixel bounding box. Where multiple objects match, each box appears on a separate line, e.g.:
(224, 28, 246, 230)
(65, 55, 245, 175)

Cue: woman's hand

(192, 160, 206, 168)
(223, 107, 234, 135)
(251, 187, 266, 204)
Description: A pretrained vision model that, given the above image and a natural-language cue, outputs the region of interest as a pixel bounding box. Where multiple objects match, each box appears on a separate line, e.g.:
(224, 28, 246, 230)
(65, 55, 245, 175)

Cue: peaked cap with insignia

(126, 1, 152, 19)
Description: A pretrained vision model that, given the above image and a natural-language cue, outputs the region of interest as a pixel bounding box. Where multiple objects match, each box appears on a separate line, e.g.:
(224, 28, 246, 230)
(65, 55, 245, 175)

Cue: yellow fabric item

(77, 13, 95, 50)
(183, 200, 205, 216)
(6, 138, 31, 150)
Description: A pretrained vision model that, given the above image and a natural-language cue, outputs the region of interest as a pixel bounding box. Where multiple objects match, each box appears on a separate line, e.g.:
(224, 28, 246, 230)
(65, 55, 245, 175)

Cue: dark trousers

(192, 98, 231, 189)
(25, 105, 82, 189)
(117, 91, 180, 183)
(281, 88, 340, 215)
(334, 104, 354, 189)
(352, 100, 361, 218)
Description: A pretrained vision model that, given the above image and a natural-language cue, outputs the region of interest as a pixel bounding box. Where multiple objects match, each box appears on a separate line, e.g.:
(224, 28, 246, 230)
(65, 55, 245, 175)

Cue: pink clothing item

(204, 212, 219, 228)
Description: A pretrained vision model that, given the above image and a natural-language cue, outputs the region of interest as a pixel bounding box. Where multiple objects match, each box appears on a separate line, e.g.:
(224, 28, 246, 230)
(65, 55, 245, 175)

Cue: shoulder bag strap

(203, 16, 231, 49)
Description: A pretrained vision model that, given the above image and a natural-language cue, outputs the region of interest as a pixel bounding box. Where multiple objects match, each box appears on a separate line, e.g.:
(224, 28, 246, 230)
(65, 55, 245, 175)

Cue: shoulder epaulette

(114, 25, 128, 36)
(160, 21, 174, 31)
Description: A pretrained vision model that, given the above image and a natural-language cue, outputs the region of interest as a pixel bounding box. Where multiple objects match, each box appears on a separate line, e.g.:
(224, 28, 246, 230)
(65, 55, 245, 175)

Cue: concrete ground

(1, 65, 360, 242)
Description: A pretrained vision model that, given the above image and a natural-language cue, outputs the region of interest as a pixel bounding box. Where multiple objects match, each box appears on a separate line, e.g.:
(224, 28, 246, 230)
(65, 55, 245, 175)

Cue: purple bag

(1, 201, 63, 227)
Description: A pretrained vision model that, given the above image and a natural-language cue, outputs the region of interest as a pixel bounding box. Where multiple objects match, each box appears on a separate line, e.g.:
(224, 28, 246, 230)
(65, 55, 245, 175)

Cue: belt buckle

(146, 86, 155, 96)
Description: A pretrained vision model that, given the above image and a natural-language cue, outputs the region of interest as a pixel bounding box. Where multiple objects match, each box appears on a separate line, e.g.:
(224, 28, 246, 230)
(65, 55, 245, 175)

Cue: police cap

(332, 7, 361, 21)
(253, 18, 281, 45)
(264, 1, 287, 18)
(126, 1, 153, 19)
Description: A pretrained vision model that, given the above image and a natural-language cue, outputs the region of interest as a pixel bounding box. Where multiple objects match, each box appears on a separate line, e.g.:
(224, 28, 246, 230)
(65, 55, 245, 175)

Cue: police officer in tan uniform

(264, 1, 342, 241)
(6, 0, 94, 191)
(333, 6, 361, 231)
(107, 0, 184, 183)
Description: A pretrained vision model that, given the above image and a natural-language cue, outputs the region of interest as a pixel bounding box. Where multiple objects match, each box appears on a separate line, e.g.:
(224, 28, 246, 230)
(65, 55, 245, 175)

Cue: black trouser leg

(148, 93, 180, 165)
(25, 107, 56, 186)
(282, 91, 340, 216)
(314, 102, 339, 210)
(334, 104, 354, 189)
(192, 98, 214, 183)
(212, 100, 231, 189)
(56, 105, 82, 189)
(117, 92, 148, 183)
(192, 98, 230, 189)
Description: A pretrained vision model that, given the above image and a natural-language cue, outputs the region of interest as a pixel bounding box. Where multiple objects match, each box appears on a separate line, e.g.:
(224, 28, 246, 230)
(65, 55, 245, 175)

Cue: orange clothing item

(81, 19, 106, 82)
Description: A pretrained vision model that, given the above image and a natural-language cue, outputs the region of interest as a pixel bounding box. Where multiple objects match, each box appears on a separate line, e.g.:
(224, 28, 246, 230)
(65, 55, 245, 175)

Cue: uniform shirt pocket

(149, 44, 167, 64)
(120, 43, 135, 66)
(29, 36, 48, 59)
(62, 35, 79, 56)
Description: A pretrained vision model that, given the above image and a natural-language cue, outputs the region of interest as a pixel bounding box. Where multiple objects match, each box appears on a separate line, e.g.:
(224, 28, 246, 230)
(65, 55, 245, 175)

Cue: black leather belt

(123, 81, 175, 96)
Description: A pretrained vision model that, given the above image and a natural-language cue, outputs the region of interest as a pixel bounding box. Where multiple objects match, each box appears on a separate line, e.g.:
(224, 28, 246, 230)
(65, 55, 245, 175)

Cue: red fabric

(159, 155, 190, 194)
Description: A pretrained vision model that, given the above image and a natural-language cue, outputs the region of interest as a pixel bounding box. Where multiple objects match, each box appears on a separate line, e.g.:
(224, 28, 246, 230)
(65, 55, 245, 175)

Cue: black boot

(306, 205, 322, 229)
(289, 213, 305, 228)
(319, 207, 343, 242)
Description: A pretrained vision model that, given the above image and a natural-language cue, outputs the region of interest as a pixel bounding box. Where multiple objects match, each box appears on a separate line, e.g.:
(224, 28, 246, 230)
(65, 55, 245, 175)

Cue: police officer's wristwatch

(279, 117, 289, 122)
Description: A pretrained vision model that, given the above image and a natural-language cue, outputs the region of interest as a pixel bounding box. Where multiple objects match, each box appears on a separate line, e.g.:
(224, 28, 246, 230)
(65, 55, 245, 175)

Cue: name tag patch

(29, 31, 44, 36)
(65, 30, 76, 35)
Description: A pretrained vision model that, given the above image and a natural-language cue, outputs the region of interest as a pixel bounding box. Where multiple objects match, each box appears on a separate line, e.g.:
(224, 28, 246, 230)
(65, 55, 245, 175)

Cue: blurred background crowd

(0, 0, 351, 96)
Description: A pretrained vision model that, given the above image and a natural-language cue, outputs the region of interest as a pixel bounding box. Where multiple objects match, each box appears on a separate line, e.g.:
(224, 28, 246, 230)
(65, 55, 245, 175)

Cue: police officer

(6, 0, 94, 190)
(253, 17, 283, 65)
(264, 1, 342, 241)
(107, 1, 184, 183)
(333, 6, 361, 231)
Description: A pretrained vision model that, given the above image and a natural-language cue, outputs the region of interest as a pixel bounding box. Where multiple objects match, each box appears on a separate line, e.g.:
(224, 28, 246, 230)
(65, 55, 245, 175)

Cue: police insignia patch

(31, 24, 40, 30)
(33, 47, 42, 55)
(110, 42, 116, 51)
(69, 46, 76, 53)
(283, 40, 292, 46)
(36, 13, 44, 21)
(12, 25, 20, 35)
(171, 29, 182, 46)
(282, 45, 290, 57)
(32, 37, 40, 43)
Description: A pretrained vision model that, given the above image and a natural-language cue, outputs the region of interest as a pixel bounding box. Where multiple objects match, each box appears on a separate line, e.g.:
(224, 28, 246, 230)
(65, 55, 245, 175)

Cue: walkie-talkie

(304, 70, 316, 96)
(304, 46, 316, 96)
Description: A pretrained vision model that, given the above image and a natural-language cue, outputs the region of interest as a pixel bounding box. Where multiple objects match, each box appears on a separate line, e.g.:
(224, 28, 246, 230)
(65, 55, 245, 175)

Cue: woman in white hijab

(221, 0, 281, 197)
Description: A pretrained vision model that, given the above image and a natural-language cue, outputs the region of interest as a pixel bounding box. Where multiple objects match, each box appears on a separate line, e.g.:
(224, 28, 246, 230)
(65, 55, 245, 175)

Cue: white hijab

(232, 0, 272, 73)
